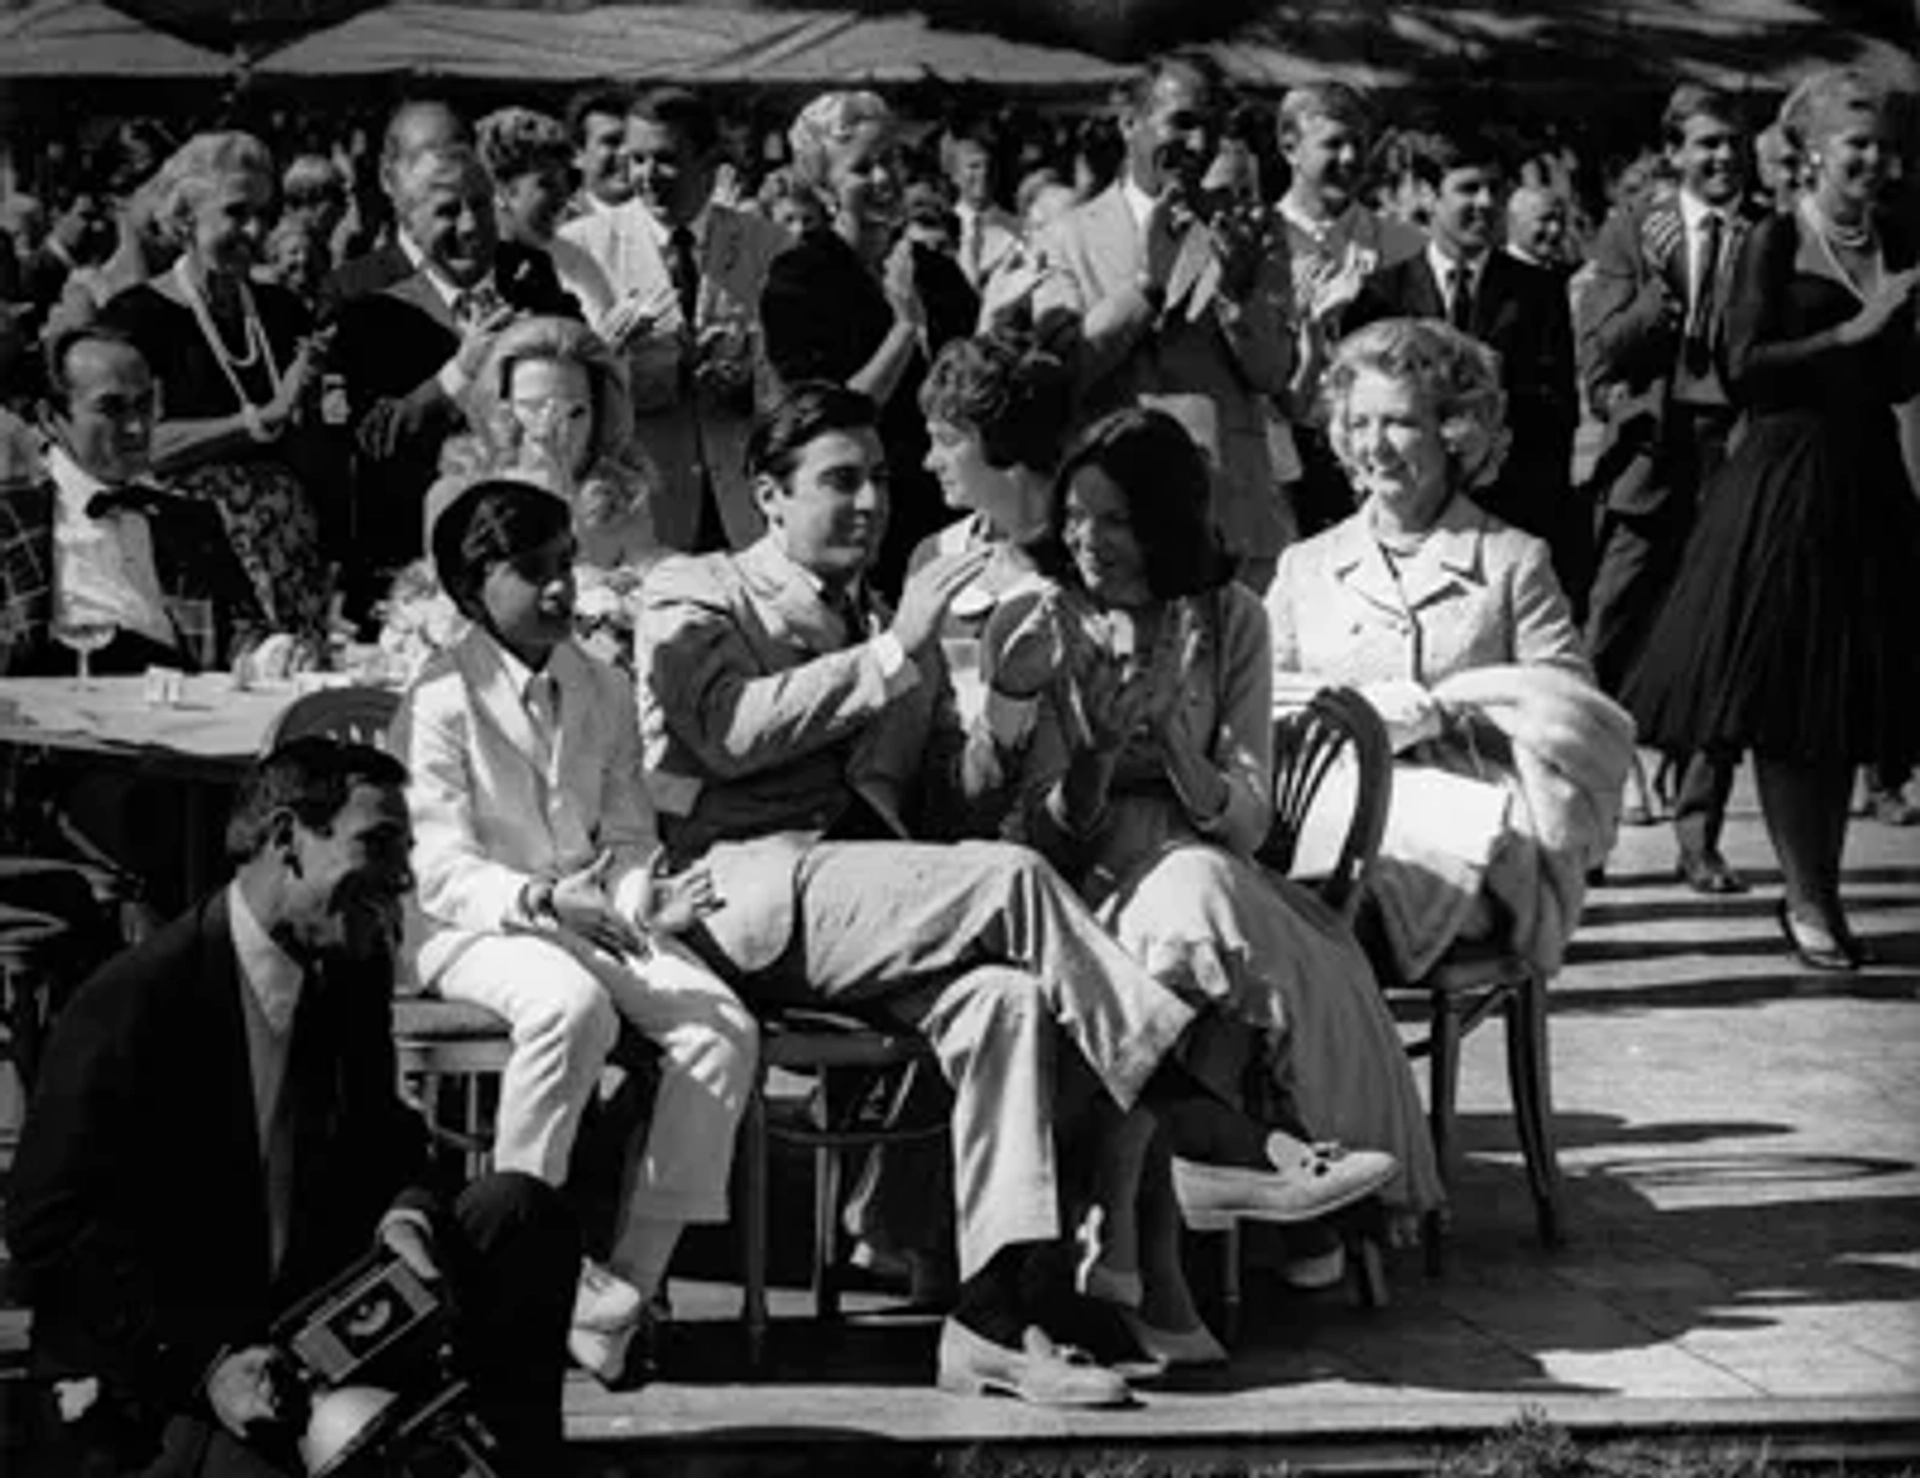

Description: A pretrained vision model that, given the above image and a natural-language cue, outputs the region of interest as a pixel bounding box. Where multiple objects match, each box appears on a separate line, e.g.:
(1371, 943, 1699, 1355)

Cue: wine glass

(52, 615, 117, 690)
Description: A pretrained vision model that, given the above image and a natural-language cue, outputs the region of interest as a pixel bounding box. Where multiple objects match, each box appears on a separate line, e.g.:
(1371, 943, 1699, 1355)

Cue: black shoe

(1677, 853, 1748, 895)
(1776, 901, 1858, 973)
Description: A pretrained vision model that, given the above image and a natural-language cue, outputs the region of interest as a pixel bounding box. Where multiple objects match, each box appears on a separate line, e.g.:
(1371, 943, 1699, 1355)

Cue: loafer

(1174, 1141, 1397, 1231)
(936, 1319, 1131, 1408)
(1676, 853, 1748, 895)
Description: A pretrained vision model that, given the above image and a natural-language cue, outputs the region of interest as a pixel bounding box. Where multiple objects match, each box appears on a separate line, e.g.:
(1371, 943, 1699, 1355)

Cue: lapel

(1328, 498, 1489, 619)
(455, 626, 549, 793)
(198, 892, 276, 1290)
(382, 266, 456, 334)
(736, 535, 850, 659)
(1474, 251, 1521, 340)
(1405, 255, 1447, 321)
(1645, 196, 1688, 302)
(1327, 511, 1407, 624)
(1085, 183, 1142, 290)
(545, 640, 600, 803)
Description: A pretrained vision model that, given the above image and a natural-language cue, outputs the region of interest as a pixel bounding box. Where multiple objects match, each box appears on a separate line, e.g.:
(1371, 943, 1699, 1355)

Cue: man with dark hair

(942, 124, 1021, 294)
(1034, 51, 1295, 590)
(323, 135, 579, 625)
(1345, 125, 1582, 615)
(1579, 83, 1761, 885)
(0, 323, 262, 676)
(566, 85, 636, 218)
(637, 382, 1395, 1408)
(7, 738, 579, 1476)
(560, 84, 788, 552)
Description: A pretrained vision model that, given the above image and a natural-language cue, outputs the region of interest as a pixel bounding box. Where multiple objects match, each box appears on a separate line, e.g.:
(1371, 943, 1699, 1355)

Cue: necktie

(84, 483, 168, 521)
(1685, 212, 1723, 375)
(964, 213, 985, 284)
(1448, 261, 1475, 333)
(454, 281, 503, 327)
(668, 224, 700, 330)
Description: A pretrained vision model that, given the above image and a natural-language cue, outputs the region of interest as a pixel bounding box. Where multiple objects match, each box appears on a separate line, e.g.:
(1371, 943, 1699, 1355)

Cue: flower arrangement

(374, 558, 644, 684)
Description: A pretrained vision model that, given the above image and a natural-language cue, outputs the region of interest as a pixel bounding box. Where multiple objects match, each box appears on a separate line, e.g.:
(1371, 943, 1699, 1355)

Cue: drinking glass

(52, 616, 116, 690)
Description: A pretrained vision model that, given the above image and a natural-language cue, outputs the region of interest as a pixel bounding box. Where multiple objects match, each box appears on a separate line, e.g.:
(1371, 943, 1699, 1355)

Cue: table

(0, 674, 302, 903)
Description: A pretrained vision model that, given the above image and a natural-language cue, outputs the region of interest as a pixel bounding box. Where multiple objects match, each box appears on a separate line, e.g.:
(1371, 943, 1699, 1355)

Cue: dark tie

(824, 583, 865, 648)
(668, 223, 700, 330)
(1685, 212, 1723, 375)
(1447, 261, 1475, 333)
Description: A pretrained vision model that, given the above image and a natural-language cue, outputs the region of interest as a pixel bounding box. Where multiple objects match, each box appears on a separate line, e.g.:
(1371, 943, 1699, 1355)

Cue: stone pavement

(3, 773, 1917, 1468)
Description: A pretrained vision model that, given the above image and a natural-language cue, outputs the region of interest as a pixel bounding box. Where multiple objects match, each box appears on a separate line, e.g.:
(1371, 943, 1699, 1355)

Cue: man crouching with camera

(7, 738, 578, 1477)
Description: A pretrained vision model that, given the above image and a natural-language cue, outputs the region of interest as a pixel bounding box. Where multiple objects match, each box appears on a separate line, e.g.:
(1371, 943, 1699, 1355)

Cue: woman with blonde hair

(759, 90, 977, 595)
(101, 130, 333, 646)
(1624, 69, 1920, 968)
(1267, 317, 1634, 985)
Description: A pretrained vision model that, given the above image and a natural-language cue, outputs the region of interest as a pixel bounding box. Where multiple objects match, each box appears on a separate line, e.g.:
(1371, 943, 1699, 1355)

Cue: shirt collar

(642, 201, 711, 251)
(227, 880, 305, 1035)
(400, 230, 496, 312)
(1677, 188, 1724, 236)
(1428, 239, 1488, 290)
(1279, 191, 1346, 243)
(478, 625, 571, 712)
(46, 443, 111, 520)
(1121, 173, 1157, 235)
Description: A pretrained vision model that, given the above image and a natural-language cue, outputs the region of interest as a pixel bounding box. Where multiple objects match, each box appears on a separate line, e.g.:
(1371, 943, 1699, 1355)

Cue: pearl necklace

(1800, 196, 1881, 302)
(172, 256, 284, 413)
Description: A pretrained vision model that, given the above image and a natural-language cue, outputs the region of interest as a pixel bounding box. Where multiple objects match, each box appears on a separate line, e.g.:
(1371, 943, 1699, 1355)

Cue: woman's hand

(646, 861, 721, 936)
(259, 327, 333, 436)
(551, 853, 645, 956)
(883, 238, 927, 333)
(1840, 266, 1920, 346)
(1362, 678, 1444, 752)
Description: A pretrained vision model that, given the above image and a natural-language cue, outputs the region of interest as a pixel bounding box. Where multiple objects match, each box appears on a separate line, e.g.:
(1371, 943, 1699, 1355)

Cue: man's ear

(752, 472, 784, 525)
(267, 808, 302, 875)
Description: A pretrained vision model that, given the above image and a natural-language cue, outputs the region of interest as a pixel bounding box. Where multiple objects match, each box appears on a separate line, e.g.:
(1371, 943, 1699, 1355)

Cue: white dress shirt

(48, 444, 175, 648)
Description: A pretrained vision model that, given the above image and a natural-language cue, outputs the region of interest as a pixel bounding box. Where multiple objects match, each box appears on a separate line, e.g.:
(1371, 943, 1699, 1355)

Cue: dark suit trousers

(21, 1173, 576, 1478)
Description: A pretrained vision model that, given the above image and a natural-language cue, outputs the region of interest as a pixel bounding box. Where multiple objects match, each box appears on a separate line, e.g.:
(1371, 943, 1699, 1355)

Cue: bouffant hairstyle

(476, 107, 572, 186)
(919, 334, 1073, 475)
(1277, 82, 1371, 151)
(1778, 67, 1885, 156)
(1039, 406, 1231, 601)
(464, 314, 636, 478)
(431, 476, 574, 619)
(787, 91, 893, 197)
(150, 131, 275, 247)
(1322, 317, 1511, 493)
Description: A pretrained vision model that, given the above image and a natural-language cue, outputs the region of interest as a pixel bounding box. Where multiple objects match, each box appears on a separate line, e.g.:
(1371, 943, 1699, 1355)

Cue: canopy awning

(0, 0, 231, 75)
(253, 2, 1131, 86)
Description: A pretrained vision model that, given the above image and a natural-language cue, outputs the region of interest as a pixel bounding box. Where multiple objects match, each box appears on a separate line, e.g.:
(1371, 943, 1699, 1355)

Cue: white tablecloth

(0, 674, 301, 767)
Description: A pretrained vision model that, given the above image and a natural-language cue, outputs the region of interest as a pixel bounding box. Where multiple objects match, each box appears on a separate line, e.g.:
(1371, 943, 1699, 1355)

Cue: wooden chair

(259, 683, 403, 752)
(1199, 686, 1395, 1330)
(737, 1007, 945, 1370)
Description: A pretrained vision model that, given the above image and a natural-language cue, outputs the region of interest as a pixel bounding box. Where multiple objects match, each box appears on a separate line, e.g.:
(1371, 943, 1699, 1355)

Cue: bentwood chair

(1196, 686, 1395, 1332)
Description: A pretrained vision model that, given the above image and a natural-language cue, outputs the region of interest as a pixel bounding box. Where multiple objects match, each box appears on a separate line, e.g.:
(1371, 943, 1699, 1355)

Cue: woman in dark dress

(759, 91, 977, 598)
(102, 131, 333, 649)
(1624, 70, 1920, 970)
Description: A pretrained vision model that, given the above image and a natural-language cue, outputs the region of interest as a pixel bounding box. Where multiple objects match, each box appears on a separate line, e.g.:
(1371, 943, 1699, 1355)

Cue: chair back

(261, 685, 402, 753)
(1259, 686, 1391, 924)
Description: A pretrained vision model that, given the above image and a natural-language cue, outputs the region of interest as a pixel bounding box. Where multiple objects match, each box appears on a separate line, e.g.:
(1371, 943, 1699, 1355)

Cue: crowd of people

(3, 48, 1918, 1478)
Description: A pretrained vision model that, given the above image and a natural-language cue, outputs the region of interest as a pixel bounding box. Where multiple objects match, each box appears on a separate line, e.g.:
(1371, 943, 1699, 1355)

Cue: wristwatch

(522, 876, 558, 926)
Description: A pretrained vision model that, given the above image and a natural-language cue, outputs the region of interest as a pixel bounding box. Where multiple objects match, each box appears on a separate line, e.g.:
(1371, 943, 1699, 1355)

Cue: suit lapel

(737, 536, 845, 658)
(383, 267, 457, 333)
(1407, 256, 1446, 321)
(457, 628, 549, 789)
(1327, 513, 1408, 625)
(200, 892, 276, 1293)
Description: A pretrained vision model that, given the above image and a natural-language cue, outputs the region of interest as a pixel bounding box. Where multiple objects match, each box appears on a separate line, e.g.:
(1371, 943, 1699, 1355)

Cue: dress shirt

(763, 537, 918, 694)
(227, 881, 303, 1273)
(1427, 241, 1488, 326)
(1121, 173, 1157, 238)
(398, 229, 499, 320)
(47, 444, 175, 648)
(1676, 189, 1729, 311)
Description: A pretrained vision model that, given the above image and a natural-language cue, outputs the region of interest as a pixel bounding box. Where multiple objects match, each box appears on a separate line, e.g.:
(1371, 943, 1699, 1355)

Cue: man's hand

(888, 548, 991, 656)
(379, 1215, 442, 1283)
(646, 861, 720, 935)
(205, 1346, 283, 1440)
(448, 302, 516, 385)
(601, 293, 662, 349)
(552, 852, 645, 957)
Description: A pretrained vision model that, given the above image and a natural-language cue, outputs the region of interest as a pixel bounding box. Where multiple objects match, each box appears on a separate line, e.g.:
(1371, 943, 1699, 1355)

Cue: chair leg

(812, 1141, 842, 1322)
(1504, 973, 1565, 1250)
(1219, 1223, 1242, 1346)
(1424, 993, 1461, 1278)
(740, 1082, 771, 1370)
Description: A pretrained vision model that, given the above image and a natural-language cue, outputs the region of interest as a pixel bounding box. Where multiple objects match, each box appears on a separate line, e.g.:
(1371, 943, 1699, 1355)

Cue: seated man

(637, 383, 1392, 1406)
(0, 323, 263, 677)
(5, 738, 579, 1477)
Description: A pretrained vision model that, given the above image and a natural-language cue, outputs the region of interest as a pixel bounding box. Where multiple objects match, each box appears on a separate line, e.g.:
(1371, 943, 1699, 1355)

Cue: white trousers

(433, 930, 757, 1232)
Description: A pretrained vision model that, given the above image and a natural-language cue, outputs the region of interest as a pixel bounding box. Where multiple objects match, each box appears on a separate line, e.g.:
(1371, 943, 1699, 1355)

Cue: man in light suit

(1344, 127, 1583, 618)
(637, 383, 1389, 1406)
(323, 141, 578, 627)
(1033, 52, 1295, 590)
(559, 87, 788, 553)
(394, 477, 757, 1388)
(944, 127, 1023, 296)
(1578, 85, 1757, 891)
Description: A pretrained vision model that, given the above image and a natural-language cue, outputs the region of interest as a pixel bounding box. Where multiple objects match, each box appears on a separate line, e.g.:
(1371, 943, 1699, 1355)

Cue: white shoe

(572, 1260, 643, 1332)
(567, 1318, 641, 1384)
(1174, 1140, 1396, 1231)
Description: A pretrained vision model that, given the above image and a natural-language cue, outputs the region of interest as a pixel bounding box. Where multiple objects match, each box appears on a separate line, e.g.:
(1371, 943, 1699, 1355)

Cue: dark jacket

(5, 891, 437, 1415)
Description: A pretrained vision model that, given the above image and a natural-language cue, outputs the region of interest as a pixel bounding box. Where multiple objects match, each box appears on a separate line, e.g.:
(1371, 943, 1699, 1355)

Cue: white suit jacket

(393, 626, 658, 985)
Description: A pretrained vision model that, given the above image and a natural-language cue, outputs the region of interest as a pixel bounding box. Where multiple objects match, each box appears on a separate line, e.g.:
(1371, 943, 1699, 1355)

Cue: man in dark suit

(0, 325, 263, 678)
(322, 138, 578, 628)
(6, 738, 578, 1477)
(1578, 84, 1756, 891)
(1345, 128, 1583, 616)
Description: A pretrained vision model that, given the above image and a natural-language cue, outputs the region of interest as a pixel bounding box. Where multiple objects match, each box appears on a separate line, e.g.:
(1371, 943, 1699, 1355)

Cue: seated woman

(392, 478, 758, 1388)
(985, 407, 1436, 1361)
(1265, 318, 1634, 984)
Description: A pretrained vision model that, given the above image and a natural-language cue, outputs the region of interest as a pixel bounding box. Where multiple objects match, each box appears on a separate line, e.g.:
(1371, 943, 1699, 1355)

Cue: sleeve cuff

(869, 631, 921, 699)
